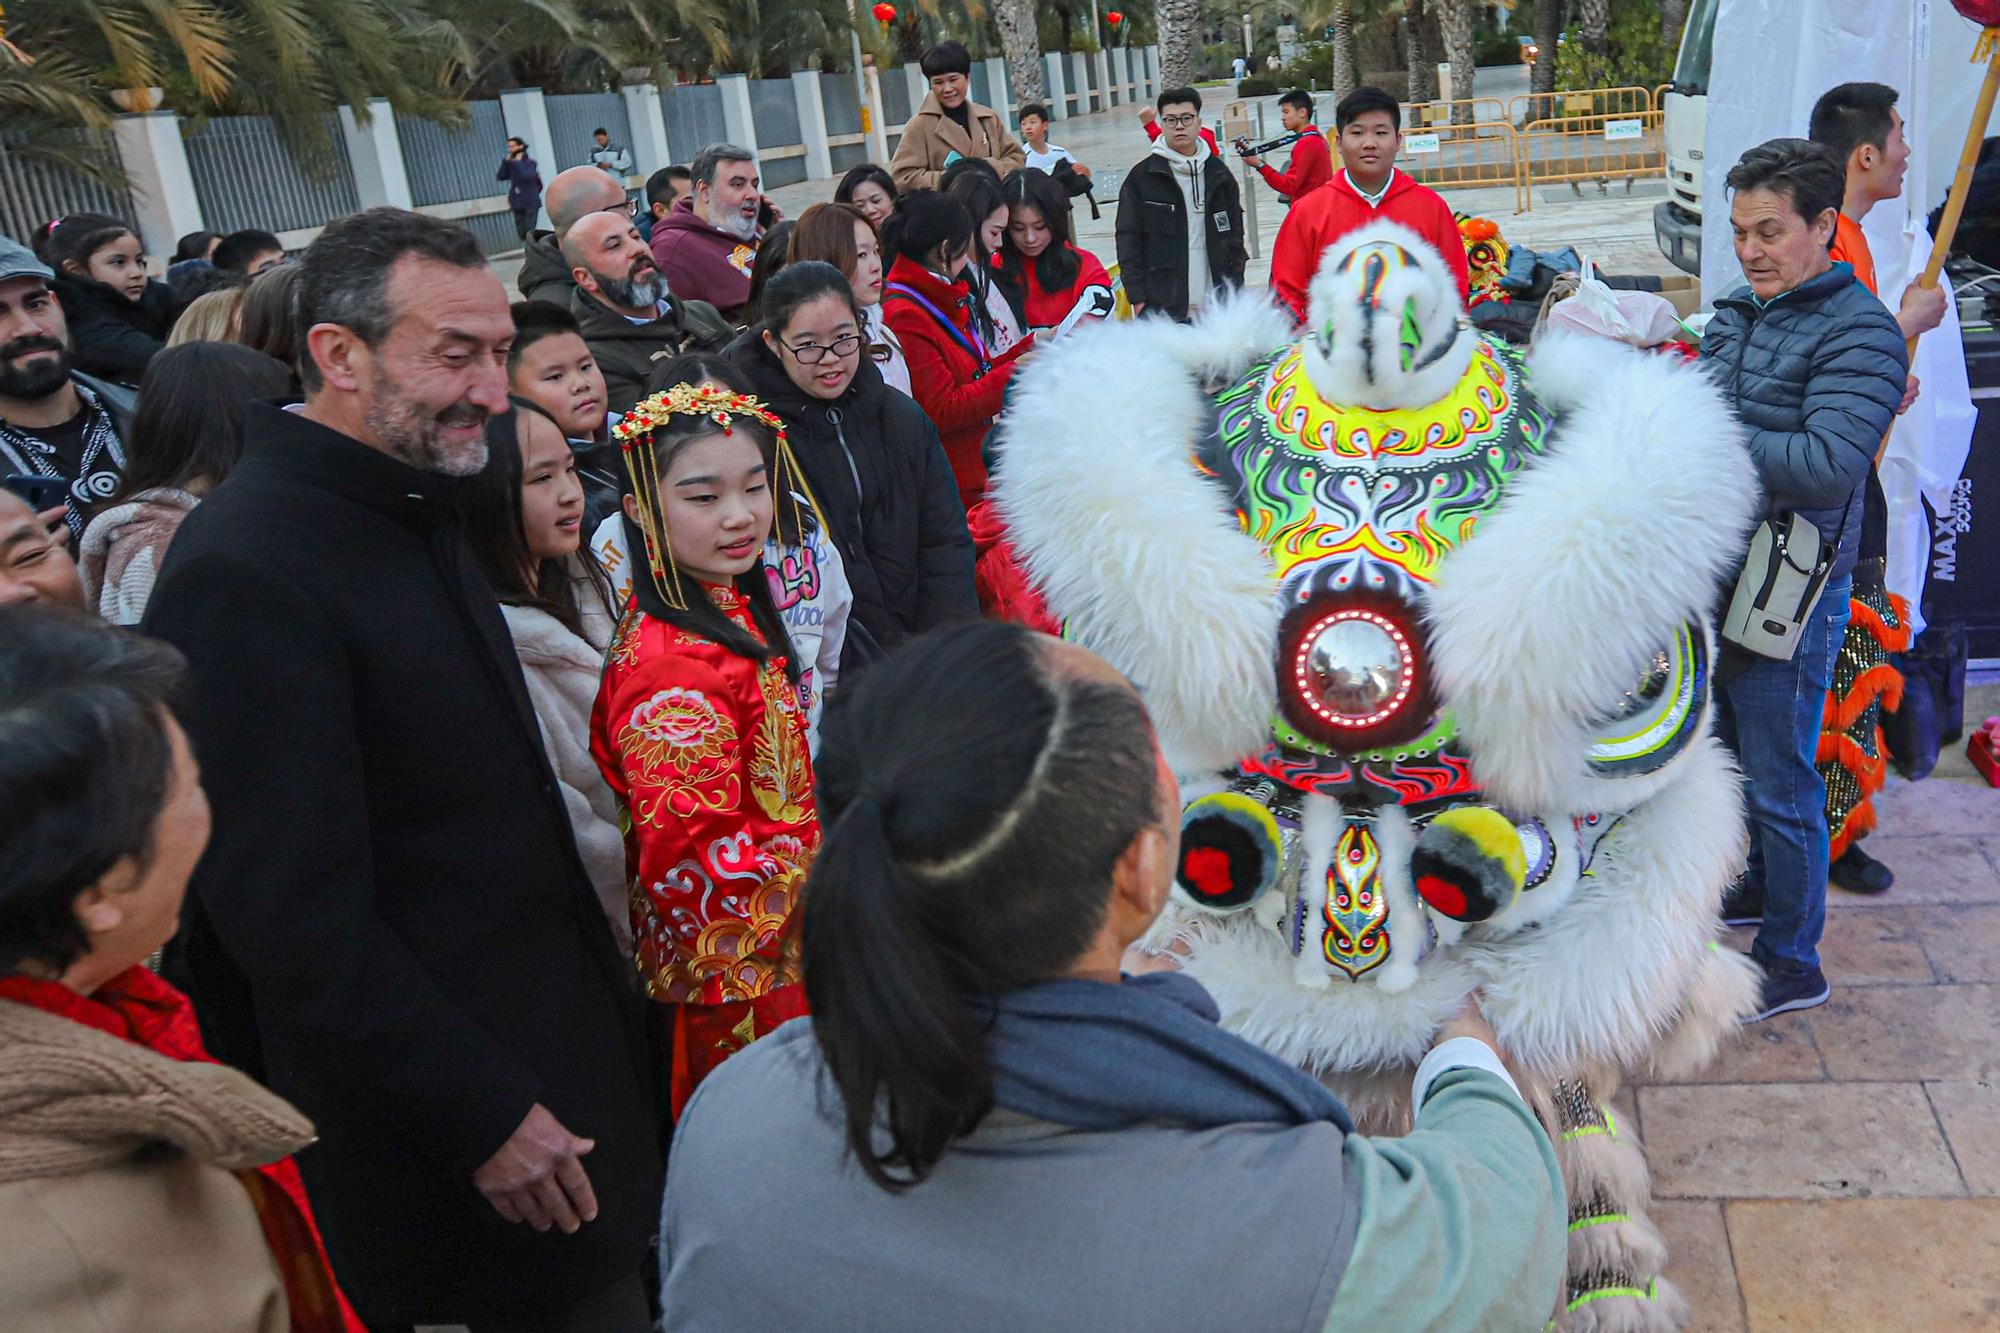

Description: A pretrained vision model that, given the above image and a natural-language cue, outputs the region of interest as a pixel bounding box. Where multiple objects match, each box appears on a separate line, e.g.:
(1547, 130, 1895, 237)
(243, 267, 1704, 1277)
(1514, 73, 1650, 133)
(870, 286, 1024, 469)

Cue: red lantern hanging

(1954, 0, 2000, 25)
(1106, 10, 1124, 25)
(871, 1, 896, 25)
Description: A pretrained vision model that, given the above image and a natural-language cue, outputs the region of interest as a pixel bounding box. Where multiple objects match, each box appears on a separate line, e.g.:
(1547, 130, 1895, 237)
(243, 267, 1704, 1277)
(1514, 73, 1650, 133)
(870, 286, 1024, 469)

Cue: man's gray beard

(719, 210, 759, 242)
(602, 271, 666, 309)
(363, 373, 490, 477)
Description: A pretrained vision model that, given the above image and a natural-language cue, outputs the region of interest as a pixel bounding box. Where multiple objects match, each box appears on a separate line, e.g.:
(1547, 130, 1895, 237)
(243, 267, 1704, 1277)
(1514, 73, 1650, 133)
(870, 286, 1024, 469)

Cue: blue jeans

(1713, 575, 1851, 971)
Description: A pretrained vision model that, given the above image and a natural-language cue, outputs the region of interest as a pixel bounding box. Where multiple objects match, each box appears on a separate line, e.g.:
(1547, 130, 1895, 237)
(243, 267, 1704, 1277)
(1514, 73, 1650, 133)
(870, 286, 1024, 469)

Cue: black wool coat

(1113, 151, 1248, 322)
(141, 405, 661, 1327)
(55, 274, 172, 386)
(728, 332, 979, 670)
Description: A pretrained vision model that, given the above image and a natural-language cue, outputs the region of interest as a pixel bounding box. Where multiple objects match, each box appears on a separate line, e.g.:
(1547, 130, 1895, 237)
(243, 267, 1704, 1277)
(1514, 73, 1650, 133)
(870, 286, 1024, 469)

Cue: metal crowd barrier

(1400, 121, 1530, 214)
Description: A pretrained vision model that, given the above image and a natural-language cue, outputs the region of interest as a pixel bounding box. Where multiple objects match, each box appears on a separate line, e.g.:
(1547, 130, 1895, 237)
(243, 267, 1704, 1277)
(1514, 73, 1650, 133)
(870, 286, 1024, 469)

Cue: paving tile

(1652, 1199, 1746, 1333)
(1611, 1084, 1640, 1142)
(1871, 773, 2000, 838)
(1812, 984, 2000, 1083)
(1645, 1009, 1824, 1085)
(1640, 1082, 1962, 1200)
(1729, 1198, 2000, 1332)
(1928, 1081, 2000, 1197)
(1828, 837, 2000, 907)
(1911, 904, 2000, 984)
(1809, 906, 1936, 985)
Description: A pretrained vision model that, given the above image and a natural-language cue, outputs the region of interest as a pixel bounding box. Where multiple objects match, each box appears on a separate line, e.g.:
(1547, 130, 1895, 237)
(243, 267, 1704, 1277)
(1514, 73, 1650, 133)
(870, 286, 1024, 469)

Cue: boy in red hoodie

(1269, 86, 1469, 322)
(1242, 90, 1332, 203)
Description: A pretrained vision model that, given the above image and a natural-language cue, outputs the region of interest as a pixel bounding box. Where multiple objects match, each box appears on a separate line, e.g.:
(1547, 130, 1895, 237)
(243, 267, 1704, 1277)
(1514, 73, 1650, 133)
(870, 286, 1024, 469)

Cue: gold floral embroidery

(750, 661, 814, 825)
(619, 687, 740, 822)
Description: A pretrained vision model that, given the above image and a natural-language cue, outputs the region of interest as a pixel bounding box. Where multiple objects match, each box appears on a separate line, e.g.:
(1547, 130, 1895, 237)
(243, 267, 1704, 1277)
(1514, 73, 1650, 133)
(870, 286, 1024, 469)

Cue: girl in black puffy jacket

(42, 213, 175, 386)
(727, 260, 978, 672)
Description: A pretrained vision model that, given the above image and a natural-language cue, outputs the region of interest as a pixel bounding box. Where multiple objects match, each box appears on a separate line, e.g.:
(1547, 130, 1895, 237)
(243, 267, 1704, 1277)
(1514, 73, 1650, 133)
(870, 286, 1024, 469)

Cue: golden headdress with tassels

(614, 382, 818, 611)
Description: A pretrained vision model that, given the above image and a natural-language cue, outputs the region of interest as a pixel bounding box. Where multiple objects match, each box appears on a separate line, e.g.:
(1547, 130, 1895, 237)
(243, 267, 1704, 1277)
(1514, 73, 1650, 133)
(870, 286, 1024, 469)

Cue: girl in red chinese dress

(590, 382, 821, 1116)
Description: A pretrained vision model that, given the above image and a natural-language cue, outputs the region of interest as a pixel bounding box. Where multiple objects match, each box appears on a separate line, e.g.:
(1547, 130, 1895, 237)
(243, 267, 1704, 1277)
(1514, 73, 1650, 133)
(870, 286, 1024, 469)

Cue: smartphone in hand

(4, 474, 69, 512)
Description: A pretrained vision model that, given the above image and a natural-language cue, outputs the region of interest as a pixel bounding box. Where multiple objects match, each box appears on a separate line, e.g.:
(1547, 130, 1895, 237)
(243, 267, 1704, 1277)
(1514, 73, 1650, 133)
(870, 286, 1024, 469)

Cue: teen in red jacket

(1270, 86, 1470, 322)
(1245, 90, 1333, 202)
(995, 169, 1115, 335)
(881, 191, 1032, 510)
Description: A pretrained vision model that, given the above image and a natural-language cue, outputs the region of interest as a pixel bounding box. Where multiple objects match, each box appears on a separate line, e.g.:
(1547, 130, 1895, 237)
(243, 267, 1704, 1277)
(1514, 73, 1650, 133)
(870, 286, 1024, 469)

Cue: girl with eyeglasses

(728, 261, 977, 675)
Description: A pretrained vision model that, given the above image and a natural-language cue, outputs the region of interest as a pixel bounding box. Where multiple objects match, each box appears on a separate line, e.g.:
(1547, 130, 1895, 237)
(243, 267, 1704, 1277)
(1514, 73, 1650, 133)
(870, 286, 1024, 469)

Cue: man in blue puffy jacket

(1701, 138, 1908, 1021)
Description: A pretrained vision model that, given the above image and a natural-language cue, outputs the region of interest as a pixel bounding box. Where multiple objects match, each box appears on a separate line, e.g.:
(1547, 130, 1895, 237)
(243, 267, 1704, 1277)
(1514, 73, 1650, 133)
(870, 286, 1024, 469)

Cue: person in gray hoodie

(660, 620, 1567, 1333)
(1114, 86, 1246, 321)
(1700, 137, 1908, 1022)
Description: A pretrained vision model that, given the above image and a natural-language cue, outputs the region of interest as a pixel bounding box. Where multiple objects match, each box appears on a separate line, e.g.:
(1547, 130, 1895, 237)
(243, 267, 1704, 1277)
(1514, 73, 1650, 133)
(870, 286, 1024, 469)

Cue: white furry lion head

(1301, 219, 1473, 411)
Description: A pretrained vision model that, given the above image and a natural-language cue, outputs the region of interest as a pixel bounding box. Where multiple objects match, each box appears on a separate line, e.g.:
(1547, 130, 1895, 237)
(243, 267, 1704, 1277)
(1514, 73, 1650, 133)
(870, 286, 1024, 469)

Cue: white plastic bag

(1541, 273, 1685, 348)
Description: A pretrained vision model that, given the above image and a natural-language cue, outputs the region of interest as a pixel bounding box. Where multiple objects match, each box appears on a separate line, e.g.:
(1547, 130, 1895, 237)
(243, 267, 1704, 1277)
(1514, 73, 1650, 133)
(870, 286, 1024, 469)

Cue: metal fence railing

(399, 100, 509, 209)
(750, 78, 805, 187)
(1517, 108, 1665, 194)
(185, 114, 361, 235)
(1508, 85, 1657, 125)
(659, 83, 729, 164)
(1400, 121, 1528, 214)
(822, 72, 871, 175)
(546, 92, 631, 174)
(1401, 96, 1511, 129)
(0, 130, 133, 242)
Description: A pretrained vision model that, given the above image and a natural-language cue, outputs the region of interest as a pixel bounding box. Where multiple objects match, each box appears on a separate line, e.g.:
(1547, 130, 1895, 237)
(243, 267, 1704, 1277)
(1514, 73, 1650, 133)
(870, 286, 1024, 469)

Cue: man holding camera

(1240, 90, 1331, 203)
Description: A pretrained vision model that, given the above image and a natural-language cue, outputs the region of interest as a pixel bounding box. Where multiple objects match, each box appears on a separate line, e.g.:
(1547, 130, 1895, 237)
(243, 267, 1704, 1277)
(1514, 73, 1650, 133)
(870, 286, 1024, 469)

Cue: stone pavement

(1631, 677, 2000, 1332)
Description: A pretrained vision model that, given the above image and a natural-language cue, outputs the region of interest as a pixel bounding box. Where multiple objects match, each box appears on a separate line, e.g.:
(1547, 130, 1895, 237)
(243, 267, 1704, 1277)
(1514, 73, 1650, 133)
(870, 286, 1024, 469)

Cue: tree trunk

(996, 0, 1045, 102)
(1405, 6, 1438, 103)
(1437, 0, 1474, 123)
(1580, 0, 1610, 57)
(1530, 0, 1559, 118)
(1332, 0, 1357, 103)
(1155, 0, 1200, 89)
(1661, 0, 1689, 53)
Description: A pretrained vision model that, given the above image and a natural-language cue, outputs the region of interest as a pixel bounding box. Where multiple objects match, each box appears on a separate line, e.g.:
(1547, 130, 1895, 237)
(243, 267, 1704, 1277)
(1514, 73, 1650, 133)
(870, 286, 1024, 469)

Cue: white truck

(1652, 0, 1718, 274)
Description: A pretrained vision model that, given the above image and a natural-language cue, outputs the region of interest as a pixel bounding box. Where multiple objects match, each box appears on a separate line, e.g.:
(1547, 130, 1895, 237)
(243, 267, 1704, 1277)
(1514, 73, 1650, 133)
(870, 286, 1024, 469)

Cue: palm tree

(0, 49, 124, 185)
(1435, 0, 1472, 122)
(1579, 0, 1609, 57)
(1329, 0, 1356, 103)
(1405, 0, 1436, 103)
(1155, 0, 1199, 89)
(1661, 0, 1688, 52)
(995, 0, 1042, 104)
(1529, 0, 1557, 117)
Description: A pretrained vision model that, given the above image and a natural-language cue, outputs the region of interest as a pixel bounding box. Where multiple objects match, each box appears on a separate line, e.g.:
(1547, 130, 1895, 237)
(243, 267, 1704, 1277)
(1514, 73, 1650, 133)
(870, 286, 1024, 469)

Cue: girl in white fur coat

(462, 399, 631, 954)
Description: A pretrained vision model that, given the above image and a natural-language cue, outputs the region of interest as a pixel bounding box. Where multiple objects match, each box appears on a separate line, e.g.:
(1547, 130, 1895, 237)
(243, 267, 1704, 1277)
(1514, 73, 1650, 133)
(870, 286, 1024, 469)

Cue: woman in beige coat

(890, 41, 1025, 191)
(0, 608, 360, 1332)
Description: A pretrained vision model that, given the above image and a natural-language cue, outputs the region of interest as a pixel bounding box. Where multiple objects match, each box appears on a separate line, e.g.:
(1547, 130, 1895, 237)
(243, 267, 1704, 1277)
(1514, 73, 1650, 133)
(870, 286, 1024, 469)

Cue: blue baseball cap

(0, 235, 56, 287)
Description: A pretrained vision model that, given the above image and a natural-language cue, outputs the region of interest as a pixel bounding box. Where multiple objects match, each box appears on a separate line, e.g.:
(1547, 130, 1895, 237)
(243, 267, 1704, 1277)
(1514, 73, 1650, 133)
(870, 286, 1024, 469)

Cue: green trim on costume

(1568, 1212, 1632, 1233)
(1560, 1105, 1619, 1142)
(1567, 1279, 1660, 1311)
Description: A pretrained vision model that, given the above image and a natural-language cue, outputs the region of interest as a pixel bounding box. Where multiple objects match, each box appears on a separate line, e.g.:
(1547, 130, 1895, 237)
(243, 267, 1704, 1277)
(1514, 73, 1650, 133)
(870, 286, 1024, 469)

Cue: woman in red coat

(881, 190, 1032, 510)
(995, 169, 1114, 338)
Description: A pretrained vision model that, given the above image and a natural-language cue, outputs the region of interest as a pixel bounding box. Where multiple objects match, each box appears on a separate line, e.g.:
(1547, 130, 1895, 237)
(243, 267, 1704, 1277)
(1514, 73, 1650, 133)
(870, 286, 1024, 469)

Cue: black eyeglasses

(780, 333, 862, 364)
(1160, 113, 1200, 129)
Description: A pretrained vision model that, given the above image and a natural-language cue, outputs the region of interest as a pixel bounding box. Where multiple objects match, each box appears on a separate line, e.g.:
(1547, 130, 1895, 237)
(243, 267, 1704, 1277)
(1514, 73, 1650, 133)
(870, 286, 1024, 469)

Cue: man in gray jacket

(1700, 138, 1907, 1021)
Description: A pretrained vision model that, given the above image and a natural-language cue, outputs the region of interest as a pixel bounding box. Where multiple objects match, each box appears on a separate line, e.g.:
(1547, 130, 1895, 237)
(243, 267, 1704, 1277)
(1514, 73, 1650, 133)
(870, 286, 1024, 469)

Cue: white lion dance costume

(995, 222, 1761, 1331)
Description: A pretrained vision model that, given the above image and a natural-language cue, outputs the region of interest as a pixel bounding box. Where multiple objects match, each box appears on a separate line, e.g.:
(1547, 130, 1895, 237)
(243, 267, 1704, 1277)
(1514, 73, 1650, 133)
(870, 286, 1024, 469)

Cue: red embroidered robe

(590, 585, 819, 1111)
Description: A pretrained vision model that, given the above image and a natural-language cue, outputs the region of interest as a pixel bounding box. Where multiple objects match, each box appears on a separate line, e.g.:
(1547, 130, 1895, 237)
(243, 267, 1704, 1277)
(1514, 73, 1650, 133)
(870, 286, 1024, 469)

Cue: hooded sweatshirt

(78, 485, 199, 626)
(1152, 136, 1214, 312)
(1268, 167, 1471, 322)
(649, 197, 759, 324)
(516, 231, 574, 306)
